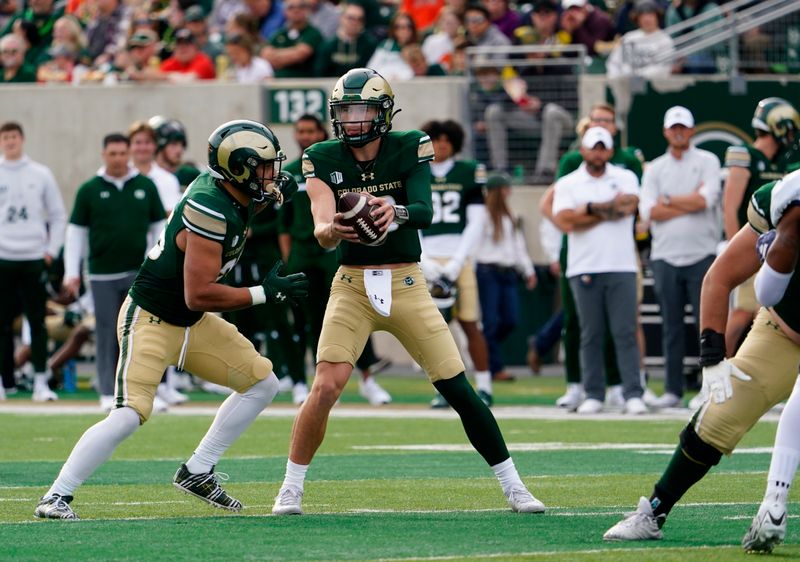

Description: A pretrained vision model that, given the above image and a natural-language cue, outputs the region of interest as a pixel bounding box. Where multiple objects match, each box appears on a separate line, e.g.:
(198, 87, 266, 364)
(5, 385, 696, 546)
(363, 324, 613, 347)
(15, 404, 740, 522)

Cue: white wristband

(248, 285, 266, 305)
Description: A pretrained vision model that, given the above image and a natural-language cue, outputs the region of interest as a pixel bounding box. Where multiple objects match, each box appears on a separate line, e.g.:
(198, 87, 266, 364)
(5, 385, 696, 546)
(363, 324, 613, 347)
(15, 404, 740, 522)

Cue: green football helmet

(751, 97, 800, 147)
(207, 119, 293, 204)
(149, 115, 188, 152)
(329, 68, 395, 147)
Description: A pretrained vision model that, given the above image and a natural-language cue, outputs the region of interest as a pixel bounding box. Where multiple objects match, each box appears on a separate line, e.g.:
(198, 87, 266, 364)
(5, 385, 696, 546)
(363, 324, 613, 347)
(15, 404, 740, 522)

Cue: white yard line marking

(0, 403, 781, 422)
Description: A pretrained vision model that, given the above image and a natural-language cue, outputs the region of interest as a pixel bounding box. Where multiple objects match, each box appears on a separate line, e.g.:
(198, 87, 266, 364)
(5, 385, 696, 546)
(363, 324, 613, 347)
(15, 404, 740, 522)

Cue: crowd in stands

(0, 0, 794, 85)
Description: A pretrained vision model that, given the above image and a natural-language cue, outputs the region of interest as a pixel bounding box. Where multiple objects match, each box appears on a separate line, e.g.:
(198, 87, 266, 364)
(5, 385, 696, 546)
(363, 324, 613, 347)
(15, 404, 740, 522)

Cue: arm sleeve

(402, 161, 434, 228)
(43, 169, 67, 257)
(754, 261, 793, 307)
(64, 224, 88, 279)
(551, 180, 575, 215)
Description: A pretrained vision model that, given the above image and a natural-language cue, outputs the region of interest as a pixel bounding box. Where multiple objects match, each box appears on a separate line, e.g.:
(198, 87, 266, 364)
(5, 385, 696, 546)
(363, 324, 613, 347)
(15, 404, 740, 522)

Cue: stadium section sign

(264, 87, 327, 124)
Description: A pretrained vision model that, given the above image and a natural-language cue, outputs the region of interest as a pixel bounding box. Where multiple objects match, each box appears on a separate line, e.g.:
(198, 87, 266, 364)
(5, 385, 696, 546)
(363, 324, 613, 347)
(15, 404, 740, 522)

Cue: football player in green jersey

(278, 114, 393, 405)
(149, 116, 201, 191)
(272, 68, 545, 516)
(604, 170, 800, 542)
(418, 118, 494, 408)
(722, 97, 800, 355)
(34, 120, 308, 520)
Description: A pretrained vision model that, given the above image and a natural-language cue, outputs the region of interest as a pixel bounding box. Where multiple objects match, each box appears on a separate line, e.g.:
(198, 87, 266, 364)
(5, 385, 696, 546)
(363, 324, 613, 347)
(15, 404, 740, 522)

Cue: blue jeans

(476, 264, 519, 375)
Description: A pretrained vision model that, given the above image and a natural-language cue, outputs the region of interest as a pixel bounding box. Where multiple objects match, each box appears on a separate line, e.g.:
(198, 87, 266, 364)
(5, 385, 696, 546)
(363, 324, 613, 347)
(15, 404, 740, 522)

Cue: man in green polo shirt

(63, 133, 166, 410)
(261, 0, 323, 78)
(0, 35, 37, 83)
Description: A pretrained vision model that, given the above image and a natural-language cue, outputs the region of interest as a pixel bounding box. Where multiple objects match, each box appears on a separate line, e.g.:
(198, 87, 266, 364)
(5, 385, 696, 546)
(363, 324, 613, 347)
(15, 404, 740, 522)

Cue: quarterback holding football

(272, 67, 545, 516)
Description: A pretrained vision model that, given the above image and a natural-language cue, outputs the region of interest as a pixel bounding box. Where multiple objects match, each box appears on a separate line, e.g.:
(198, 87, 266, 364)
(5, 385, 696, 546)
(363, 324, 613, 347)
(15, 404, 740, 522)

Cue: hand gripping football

(337, 191, 388, 246)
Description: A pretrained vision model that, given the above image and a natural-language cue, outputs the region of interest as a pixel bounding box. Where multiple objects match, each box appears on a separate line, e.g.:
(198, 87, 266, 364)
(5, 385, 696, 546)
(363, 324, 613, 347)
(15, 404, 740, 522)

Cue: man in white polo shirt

(552, 126, 646, 414)
(639, 106, 721, 408)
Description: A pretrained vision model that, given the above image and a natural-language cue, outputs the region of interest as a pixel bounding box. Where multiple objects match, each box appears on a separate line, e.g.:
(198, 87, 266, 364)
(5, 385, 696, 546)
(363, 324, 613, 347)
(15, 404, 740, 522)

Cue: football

(337, 191, 388, 246)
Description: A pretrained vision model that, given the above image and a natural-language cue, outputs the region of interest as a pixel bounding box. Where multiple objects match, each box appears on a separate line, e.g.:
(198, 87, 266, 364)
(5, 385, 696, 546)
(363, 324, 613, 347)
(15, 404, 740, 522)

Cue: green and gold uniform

(422, 160, 486, 322)
(303, 130, 465, 380)
(121, 174, 272, 421)
(693, 179, 800, 455)
(725, 144, 786, 312)
(556, 147, 644, 386)
(268, 24, 324, 78)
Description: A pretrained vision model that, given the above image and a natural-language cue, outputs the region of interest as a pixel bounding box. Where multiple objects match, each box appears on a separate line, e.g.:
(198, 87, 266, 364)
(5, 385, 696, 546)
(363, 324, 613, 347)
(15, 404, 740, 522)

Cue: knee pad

(679, 423, 722, 467)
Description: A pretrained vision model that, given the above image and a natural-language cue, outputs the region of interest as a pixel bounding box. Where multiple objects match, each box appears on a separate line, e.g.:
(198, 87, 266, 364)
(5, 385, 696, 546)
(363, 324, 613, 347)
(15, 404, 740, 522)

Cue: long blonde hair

(485, 187, 513, 243)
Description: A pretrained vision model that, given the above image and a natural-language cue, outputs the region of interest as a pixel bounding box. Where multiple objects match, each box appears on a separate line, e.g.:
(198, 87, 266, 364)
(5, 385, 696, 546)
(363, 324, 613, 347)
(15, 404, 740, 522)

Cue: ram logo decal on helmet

(207, 119, 295, 204)
(751, 97, 800, 147)
(329, 68, 397, 146)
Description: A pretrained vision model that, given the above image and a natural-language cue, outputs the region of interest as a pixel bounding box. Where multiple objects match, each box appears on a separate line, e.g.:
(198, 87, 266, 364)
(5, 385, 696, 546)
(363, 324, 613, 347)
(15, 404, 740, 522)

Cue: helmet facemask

(331, 99, 392, 146)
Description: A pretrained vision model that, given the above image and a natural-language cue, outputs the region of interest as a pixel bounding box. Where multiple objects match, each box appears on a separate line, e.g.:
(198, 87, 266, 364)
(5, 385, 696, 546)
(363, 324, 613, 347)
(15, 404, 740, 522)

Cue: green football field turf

(1, 375, 797, 561)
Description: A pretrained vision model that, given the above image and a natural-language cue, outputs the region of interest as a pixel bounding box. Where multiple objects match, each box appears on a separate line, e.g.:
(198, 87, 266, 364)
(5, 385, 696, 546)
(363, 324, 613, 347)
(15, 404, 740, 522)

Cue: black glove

(260, 261, 308, 305)
(698, 328, 726, 367)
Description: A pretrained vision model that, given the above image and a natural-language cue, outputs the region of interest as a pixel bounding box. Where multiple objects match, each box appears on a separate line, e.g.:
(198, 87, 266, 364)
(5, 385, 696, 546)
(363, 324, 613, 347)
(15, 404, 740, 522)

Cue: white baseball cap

(663, 106, 695, 128)
(562, 0, 587, 8)
(581, 126, 614, 149)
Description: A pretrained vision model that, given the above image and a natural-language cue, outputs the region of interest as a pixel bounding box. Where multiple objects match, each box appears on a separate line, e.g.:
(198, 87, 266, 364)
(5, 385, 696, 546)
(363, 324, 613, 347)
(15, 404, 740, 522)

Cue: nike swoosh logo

(768, 512, 786, 526)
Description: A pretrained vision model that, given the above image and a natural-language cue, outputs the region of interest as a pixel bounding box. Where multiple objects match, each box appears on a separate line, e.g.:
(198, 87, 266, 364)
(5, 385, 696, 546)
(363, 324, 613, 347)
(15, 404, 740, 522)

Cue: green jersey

(423, 160, 486, 237)
(302, 131, 434, 266)
(130, 173, 254, 326)
(747, 179, 800, 332)
(724, 144, 785, 228)
(69, 173, 165, 275)
(268, 24, 324, 78)
(557, 146, 644, 180)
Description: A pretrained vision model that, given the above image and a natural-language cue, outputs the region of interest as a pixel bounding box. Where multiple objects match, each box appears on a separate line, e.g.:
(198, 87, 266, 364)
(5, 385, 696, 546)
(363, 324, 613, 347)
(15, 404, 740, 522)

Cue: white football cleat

(292, 382, 308, 405)
(742, 498, 787, 553)
(642, 388, 659, 406)
(505, 486, 545, 513)
(32, 386, 58, 402)
(576, 398, 603, 414)
(603, 497, 664, 541)
(359, 377, 392, 405)
(272, 486, 303, 515)
(555, 383, 583, 410)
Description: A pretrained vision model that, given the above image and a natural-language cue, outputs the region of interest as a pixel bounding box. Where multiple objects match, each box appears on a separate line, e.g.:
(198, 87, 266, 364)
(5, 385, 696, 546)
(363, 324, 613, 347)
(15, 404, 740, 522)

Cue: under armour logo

(275, 292, 286, 302)
(361, 172, 375, 181)
(340, 274, 352, 283)
(148, 316, 162, 324)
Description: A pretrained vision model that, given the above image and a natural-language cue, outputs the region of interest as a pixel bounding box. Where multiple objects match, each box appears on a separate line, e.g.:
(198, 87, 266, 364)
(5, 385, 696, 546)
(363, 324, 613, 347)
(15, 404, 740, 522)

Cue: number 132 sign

(267, 88, 327, 124)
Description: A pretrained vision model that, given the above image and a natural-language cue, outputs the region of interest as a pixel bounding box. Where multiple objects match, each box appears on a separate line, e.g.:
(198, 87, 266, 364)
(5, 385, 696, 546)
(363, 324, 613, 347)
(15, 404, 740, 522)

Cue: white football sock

(281, 459, 309, 491)
(765, 379, 800, 503)
(185, 374, 278, 474)
(491, 457, 524, 494)
(474, 371, 492, 394)
(47, 407, 140, 497)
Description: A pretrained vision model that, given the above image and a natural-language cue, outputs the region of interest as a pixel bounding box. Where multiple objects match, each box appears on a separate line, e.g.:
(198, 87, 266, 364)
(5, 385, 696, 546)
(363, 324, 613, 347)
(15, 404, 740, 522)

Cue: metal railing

(463, 45, 587, 180)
